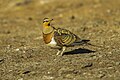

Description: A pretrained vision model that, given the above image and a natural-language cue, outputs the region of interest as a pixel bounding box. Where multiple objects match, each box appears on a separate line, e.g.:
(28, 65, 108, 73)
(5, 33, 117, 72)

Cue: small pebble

(116, 62, 120, 65)
(42, 75, 54, 80)
(28, 17, 33, 21)
(65, 74, 74, 79)
(15, 48, 20, 51)
(70, 15, 75, 20)
(108, 67, 114, 70)
(81, 63, 93, 68)
(0, 58, 4, 62)
(22, 70, 31, 74)
(98, 74, 105, 78)
(23, 51, 26, 53)
(18, 78, 23, 80)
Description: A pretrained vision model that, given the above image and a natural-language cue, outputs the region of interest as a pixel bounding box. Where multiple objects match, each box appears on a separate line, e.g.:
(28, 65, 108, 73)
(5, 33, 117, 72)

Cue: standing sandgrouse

(42, 18, 90, 56)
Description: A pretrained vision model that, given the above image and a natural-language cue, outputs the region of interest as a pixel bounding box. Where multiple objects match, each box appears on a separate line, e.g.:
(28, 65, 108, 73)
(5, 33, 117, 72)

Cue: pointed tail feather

(72, 39, 90, 46)
(72, 39, 104, 48)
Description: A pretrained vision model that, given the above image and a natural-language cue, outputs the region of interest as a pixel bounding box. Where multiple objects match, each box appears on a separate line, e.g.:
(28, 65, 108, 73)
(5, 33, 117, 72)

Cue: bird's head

(42, 18, 54, 34)
(43, 18, 53, 28)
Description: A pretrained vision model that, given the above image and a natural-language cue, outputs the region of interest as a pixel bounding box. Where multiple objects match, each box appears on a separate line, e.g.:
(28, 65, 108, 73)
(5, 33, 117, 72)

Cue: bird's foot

(56, 50, 61, 55)
(56, 50, 64, 56)
(56, 47, 66, 56)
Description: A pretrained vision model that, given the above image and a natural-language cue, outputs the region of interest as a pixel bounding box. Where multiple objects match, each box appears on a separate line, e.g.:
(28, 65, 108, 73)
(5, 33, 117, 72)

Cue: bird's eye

(43, 21, 48, 22)
(43, 20, 48, 23)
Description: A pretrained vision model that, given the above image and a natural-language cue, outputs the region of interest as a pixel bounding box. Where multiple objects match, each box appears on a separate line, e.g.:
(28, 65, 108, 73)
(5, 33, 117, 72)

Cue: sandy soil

(0, 0, 120, 80)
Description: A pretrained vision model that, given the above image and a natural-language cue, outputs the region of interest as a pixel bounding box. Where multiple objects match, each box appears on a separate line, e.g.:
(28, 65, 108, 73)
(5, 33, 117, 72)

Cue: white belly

(46, 37, 57, 47)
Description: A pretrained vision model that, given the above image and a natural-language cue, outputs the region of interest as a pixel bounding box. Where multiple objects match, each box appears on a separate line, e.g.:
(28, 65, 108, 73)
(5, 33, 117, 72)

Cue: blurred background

(0, 0, 120, 80)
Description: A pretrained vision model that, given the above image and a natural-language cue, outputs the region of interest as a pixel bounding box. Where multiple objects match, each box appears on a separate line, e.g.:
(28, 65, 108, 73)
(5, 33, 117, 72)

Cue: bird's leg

(56, 50, 61, 55)
(56, 48, 62, 55)
(60, 46, 66, 56)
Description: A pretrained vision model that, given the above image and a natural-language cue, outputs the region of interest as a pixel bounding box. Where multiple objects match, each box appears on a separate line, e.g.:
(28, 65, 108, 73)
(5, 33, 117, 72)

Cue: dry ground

(0, 0, 120, 80)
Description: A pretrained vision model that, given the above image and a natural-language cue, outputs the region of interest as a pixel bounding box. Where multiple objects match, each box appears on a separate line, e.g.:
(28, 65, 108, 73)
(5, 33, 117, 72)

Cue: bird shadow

(64, 48, 95, 55)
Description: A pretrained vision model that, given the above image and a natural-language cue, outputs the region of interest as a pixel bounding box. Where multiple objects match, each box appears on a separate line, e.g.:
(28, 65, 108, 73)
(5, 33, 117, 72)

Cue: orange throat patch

(43, 32, 54, 44)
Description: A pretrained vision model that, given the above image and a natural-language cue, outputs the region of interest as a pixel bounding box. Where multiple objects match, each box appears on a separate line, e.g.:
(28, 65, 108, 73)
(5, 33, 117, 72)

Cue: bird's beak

(50, 19, 53, 21)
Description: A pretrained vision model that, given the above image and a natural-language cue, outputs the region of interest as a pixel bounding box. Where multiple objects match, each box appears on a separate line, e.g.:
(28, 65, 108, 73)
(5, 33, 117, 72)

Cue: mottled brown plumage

(54, 28, 80, 47)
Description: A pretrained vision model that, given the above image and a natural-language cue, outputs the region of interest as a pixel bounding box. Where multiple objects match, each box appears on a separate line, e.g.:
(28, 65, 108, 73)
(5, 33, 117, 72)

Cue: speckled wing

(54, 28, 81, 47)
